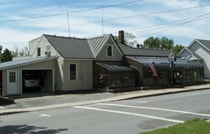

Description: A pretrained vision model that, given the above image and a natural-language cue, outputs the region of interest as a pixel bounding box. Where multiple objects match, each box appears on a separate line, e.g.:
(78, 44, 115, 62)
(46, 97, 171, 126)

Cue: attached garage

(0, 56, 57, 96)
(22, 69, 53, 93)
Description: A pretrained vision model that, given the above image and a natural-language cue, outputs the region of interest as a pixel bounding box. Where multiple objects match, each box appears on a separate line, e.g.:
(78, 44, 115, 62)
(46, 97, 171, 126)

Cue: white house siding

(96, 39, 122, 61)
(29, 36, 58, 58)
(2, 59, 57, 96)
(181, 49, 191, 59)
(55, 56, 64, 91)
(62, 59, 93, 91)
(190, 42, 210, 78)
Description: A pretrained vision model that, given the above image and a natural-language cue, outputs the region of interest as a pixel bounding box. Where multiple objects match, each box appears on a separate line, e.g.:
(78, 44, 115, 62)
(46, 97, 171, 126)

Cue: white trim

(106, 45, 113, 57)
(0, 56, 57, 70)
(195, 39, 210, 51)
(7, 69, 19, 95)
(110, 36, 124, 57)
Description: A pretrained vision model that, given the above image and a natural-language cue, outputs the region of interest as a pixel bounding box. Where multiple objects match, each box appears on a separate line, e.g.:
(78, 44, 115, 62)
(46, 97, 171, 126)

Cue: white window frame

(37, 47, 41, 57)
(107, 45, 113, 57)
(70, 64, 77, 80)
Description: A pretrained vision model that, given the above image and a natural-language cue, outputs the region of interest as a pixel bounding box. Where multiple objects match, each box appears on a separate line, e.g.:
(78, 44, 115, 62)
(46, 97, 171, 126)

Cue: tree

(114, 32, 137, 47)
(172, 44, 184, 54)
(143, 36, 184, 54)
(143, 37, 160, 48)
(1, 48, 13, 63)
(143, 36, 174, 49)
(11, 46, 29, 57)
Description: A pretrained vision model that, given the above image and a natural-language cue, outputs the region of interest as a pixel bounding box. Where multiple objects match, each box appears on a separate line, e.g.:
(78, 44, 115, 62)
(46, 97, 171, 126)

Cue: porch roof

(126, 56, 202, 67)
(0, 56, 57, 70)
(96, 62, 134, 73)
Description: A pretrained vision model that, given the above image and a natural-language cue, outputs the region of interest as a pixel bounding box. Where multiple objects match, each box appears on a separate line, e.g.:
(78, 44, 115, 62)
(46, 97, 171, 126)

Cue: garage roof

(0, 56, 57, 70)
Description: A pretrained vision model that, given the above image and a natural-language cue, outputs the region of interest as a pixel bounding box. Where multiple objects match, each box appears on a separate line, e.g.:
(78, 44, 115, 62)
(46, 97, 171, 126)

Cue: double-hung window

(37, 47, 41, 57)
(107, 46, 112, 56)
(70, 64, 76, 80)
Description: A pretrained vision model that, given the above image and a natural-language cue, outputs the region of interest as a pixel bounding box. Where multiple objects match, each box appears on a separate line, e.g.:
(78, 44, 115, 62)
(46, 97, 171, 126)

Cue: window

(46, 45, 51, 51)
(70, 64, 76, 80)
(9, 72, 16, 83)
(107, 46, 112, 56)
(37, 47, 41, 57)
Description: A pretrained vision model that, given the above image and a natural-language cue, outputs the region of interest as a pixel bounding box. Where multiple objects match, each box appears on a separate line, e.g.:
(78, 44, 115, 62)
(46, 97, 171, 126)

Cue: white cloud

(1, 0, 210, 50)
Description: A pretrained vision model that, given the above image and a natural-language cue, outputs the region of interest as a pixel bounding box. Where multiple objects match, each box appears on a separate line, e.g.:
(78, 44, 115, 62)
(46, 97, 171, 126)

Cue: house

(0, 31, 204, 96)
(0, 32, 137, 96)
(116, 33, 203, 87)
(179, 39, 210, 78)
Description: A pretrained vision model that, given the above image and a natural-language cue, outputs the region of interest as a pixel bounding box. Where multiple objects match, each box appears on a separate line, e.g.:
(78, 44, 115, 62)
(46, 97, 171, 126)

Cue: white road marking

(40, 114, 51, 117)
(74, 106, 184, 123)
(99, 103, 210, 117)
(128, 100, 147, 103)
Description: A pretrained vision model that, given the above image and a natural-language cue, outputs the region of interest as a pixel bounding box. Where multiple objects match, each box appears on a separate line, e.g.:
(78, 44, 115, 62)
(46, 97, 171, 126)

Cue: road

(1, 89, 210, 134)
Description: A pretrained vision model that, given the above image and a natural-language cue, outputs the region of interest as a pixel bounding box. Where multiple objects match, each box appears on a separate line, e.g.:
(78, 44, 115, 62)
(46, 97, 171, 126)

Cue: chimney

(118, 30, 125, 44)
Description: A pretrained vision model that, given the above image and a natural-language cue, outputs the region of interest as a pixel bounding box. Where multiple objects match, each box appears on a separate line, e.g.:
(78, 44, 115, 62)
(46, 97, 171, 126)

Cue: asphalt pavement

(0, 84, 210, 115)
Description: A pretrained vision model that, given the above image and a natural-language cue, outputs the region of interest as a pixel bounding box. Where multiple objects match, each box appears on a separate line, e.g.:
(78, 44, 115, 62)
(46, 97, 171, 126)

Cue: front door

(7, 69, 19, 95)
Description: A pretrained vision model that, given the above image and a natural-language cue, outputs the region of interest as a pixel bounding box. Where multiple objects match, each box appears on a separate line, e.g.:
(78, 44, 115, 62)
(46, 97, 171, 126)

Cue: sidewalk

(1, 84, 210, 115)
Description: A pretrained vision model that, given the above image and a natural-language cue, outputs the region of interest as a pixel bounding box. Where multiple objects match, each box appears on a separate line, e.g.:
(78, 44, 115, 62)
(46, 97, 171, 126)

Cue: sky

(1, 0, 210, 51)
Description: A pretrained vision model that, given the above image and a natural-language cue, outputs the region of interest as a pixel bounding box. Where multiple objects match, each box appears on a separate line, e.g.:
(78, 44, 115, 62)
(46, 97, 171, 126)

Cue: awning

(96, 62, 134, 73)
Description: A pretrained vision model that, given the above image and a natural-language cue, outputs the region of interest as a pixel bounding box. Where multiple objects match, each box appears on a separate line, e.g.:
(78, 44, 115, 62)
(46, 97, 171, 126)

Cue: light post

(168, 52, 176, 86)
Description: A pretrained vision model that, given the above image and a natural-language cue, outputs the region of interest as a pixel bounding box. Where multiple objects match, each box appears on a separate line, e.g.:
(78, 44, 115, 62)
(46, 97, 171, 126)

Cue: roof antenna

(67, 11, 71, 37)
(101, 5, 104, 35)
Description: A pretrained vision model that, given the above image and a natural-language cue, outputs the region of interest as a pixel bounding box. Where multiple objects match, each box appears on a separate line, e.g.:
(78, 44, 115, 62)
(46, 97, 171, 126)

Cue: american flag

(148, 63, 158, 77)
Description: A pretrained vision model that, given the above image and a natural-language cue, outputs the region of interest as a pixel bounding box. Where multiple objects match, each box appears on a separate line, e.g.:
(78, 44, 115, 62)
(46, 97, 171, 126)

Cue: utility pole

(101, 7, 104, 35)
(67, 11, 71, 37)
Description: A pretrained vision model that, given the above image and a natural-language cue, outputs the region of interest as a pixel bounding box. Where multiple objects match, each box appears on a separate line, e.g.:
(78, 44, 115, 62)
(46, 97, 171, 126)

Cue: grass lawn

(141, 118, 210, 134)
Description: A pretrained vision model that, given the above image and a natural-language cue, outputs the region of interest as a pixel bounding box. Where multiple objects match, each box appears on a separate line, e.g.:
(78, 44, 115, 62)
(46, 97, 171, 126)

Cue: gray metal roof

(96, 62, 134, 73)
(0, 56, 57, 70)
(118, 43, 171, 57)
(196, 39, 210, 50)
(127, 56, 201, 66)
(88, 34, 111, 57)
(44, 34, 95, 59)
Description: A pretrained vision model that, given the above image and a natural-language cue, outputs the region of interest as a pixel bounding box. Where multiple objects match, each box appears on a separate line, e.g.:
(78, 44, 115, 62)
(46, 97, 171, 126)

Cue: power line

(103, 3, 210, 22)
(68, 0, 144, 14)
(127, 12, 210, 32)
(70, 3, 210, 27)
(0, 0, 144, 24)
(142, 12, 210, 37)
(0, 13, 66, 23)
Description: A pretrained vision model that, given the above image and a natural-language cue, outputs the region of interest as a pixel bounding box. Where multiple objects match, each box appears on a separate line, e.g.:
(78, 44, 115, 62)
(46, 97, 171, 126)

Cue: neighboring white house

(179, 39, 210, 78)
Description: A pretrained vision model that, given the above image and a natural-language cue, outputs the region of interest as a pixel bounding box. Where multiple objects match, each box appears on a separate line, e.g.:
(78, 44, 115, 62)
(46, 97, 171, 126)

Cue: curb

(0, 85, 210, 116)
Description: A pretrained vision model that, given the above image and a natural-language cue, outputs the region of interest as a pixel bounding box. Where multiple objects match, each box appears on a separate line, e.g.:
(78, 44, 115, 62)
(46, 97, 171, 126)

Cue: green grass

(141, 119, 210, 134)
(204, 79, 210, 84)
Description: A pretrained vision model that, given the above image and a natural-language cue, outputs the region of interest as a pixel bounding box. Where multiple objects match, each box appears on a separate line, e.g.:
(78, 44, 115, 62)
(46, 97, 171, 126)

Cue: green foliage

(173, 44, 184, 54)
(143, 36, 184, 54)
(141, 118, 210, 134)
(113, 32, 137, 47)
(143, 36, 174, 49)
(1, 48, 13, 63)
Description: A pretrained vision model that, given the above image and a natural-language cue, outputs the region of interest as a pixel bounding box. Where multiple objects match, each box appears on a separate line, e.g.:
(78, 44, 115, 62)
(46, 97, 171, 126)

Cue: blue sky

(1, 0, 210, 50)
